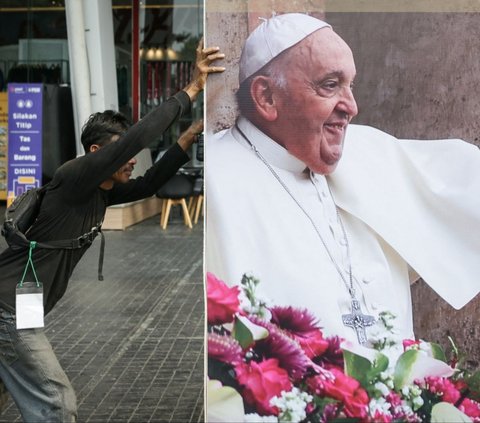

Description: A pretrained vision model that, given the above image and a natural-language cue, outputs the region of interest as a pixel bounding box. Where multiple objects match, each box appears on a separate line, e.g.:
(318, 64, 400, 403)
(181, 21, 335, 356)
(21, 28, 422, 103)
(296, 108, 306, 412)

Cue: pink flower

(371, 410, 393, 423)
(249, 316, 313, 381)
(208, 332, 243, 365)
(270, 306, 320, 335)
(307, 367, 369, 419)
(459, 398, 480, 420)
(207, 272, 240, 325)
(235, 358, 292, 416)
(425, 376, 461, 404)
(386, 392, 402, 408)
(296, 329, 329, 359)
(320, 403, 340, 422)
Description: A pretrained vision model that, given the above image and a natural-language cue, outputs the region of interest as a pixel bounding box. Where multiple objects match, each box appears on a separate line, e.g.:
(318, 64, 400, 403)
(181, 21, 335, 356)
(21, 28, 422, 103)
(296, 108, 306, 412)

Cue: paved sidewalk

(0, 211, 205, 422)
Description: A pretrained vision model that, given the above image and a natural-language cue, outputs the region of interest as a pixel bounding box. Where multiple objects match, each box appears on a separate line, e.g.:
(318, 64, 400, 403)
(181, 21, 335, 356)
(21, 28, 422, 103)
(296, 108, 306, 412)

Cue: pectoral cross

(342, 299, 376, 345)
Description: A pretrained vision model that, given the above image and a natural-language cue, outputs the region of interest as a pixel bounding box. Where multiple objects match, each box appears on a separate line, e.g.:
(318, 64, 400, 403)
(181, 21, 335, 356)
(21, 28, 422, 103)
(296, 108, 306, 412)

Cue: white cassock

(205, 117, 480, 344)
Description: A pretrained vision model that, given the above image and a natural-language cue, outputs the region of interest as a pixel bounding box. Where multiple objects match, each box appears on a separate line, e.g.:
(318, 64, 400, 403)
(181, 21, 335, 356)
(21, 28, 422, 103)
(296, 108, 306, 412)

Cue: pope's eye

(312, 79, 340, 98)
(322, 81, 338, 90)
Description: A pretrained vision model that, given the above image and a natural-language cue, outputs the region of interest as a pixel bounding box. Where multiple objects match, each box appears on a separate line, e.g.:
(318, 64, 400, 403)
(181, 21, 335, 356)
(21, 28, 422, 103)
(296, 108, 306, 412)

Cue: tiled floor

(0, 211, 204, 422)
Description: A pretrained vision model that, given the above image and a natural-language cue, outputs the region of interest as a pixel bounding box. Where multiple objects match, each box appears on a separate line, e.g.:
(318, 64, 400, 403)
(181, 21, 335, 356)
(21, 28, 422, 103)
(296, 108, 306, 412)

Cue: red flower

(454, 380, 469, 392)
(315, 336, 345, 370)
(402, 339, 421, 350)
(207, 272, 240, 325)
(307, 367, 369, 419)
(296, 329, 329, 359)
(235, 358, 292, 416)
(459, 398, 480, 419)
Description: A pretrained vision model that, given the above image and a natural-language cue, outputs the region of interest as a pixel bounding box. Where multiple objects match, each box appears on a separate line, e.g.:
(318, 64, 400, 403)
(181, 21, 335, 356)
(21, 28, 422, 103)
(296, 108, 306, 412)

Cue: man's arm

(106, 120, 203, 204)
(57, 40, 224, 203)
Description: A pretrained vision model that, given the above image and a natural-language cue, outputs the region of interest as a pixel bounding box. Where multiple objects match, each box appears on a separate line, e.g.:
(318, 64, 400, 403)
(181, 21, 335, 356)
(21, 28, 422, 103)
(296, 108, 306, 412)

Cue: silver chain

(235, 123, 356, 300)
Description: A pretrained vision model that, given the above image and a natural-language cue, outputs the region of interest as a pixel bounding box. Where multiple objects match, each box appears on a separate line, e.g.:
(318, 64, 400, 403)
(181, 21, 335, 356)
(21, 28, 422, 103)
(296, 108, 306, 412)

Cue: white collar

(232, 116, 307, 174)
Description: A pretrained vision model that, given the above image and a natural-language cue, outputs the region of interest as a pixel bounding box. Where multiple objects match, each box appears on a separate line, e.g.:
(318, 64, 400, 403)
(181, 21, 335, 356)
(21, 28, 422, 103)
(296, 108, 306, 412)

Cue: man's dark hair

(81, 110, 131, 153)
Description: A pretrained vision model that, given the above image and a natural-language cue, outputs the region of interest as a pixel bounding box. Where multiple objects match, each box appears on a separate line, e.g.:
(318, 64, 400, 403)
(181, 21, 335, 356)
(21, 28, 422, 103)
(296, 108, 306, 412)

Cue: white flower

(374, 382, 391, 397)
(369, 397, 392, 416)
(395, 402, 415, 418)
(368, 311, 404, 354)
(379, 371, 391, 381)
(239, 275, 272, 320)
(412, 395, 424, 410)
(270, 388, 312, 422)
(410, 385, 422, 397)
(244, 413, 278, 422)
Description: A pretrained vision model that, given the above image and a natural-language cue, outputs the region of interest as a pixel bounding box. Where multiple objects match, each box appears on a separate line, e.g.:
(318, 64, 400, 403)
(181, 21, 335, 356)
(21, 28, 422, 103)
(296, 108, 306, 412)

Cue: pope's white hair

(263, 59, 288, 90)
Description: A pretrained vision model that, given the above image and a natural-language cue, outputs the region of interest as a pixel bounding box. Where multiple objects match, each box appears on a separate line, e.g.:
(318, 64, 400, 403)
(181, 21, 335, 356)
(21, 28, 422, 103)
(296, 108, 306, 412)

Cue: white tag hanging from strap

(16, 282, 44, 329)
(15, 241, 44, 330)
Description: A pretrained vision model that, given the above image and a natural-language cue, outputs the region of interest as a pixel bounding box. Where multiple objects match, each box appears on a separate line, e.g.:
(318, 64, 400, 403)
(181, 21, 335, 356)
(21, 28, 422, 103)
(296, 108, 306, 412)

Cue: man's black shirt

(0, 91, 191, 314)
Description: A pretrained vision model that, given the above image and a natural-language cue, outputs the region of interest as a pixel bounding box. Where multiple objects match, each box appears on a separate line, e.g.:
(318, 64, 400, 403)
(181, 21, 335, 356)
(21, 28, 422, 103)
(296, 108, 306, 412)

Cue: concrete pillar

(65, 0, 119, 155)
(65, 0, 92, 155)
(83, 0, 119, 113)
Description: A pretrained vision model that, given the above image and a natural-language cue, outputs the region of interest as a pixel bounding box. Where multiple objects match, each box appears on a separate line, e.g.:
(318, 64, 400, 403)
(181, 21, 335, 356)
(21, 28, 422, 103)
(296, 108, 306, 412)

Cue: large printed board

(7, 83, 43, 206)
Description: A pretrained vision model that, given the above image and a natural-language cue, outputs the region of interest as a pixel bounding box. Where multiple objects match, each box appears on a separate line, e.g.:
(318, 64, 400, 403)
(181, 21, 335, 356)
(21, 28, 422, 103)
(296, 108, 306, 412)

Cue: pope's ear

(250, 76, 278, 122)
(89, 144, 100, 153)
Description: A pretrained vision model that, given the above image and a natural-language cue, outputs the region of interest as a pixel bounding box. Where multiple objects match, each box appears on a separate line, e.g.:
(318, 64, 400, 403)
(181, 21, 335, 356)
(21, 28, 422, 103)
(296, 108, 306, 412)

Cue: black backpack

(1, 185, 105, 280)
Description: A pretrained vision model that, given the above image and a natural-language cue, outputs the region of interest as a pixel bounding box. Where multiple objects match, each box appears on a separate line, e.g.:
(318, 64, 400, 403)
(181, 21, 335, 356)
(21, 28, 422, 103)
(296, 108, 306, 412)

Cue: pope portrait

(205, 13, 480, 346)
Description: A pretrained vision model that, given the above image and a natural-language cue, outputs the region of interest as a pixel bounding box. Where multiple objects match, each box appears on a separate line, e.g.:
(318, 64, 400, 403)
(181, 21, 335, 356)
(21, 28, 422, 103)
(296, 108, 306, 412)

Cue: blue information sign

(7, 83, 43, 204)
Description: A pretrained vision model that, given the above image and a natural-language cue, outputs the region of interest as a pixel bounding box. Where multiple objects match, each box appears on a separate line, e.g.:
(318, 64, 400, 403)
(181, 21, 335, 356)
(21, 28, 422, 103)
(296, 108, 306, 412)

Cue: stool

(156, 174, 193, 229)
(190, 177, 204, 225)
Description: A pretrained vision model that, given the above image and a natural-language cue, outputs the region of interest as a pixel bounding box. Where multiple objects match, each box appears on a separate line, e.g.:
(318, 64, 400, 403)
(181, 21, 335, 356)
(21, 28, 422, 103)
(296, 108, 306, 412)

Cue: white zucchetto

(239, 13, 331, 84)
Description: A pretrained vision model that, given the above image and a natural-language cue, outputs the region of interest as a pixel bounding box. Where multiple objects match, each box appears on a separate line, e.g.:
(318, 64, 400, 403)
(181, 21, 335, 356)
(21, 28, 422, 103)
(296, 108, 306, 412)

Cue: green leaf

(343, 350, 388, 389)
(430, 343, 447, 362)
(394, 350, 418, 389)
(342, 342, 389, 389)
(466, 370, 480, 400)
(232, 316, 254, 349)
(368, 353, 389, 380)
(431, 402, 472, 422)
(231, 315, 268, 349)
(343, 350, 373, 387)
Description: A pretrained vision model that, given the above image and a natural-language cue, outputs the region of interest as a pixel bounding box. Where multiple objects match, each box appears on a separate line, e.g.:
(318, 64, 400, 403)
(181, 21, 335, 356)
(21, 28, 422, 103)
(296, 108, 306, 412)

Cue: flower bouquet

(206, 272, 480, 422)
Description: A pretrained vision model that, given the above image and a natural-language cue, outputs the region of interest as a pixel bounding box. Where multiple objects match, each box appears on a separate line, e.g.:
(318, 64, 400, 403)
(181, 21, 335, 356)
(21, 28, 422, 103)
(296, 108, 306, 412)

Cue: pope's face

(269, 28, 358, 174)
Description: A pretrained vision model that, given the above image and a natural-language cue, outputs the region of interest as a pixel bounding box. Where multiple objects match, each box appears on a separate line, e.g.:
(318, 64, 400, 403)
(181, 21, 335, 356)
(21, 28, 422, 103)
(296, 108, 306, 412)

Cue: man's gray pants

(0, 307, 77, 422)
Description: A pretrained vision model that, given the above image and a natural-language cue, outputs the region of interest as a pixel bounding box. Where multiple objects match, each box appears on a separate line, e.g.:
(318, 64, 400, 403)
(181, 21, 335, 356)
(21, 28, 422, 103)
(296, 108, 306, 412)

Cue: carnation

(207, 274, 480, 423)
(207, 272, 241, 325)
(249, 316, 313, 381)
(235, 358, 292, 416)
(270, 306, 320, 336)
